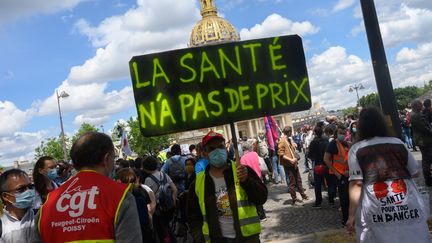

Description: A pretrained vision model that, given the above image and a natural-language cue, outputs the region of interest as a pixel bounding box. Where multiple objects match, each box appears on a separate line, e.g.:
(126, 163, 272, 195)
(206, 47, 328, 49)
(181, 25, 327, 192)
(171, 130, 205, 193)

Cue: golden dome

(189, 0, 240, 47)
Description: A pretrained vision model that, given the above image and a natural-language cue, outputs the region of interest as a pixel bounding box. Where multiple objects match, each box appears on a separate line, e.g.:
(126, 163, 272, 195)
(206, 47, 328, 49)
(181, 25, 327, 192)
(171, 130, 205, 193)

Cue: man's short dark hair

(133, 157, 144, 169)
(70, 132, 114, 170)
(314, 126, 323, 137)
(171, 144, 181, 155)
(0, 169, 28, 194)
(189, 144, 196, 153)
(142, 156, 159, 171)
(282, 126, 292, 135)
(424, 99, 431, 108)
(117, 159, 130, 169)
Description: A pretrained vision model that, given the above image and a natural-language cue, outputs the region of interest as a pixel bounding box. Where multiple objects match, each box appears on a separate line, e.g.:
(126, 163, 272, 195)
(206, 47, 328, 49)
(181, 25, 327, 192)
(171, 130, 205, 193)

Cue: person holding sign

(346, 107, 429, 242)
(187, 131, 267, 242)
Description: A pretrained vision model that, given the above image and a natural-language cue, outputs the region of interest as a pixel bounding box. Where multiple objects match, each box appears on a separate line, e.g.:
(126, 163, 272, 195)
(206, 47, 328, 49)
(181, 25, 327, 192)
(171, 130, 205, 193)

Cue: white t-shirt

(348, 137, 429, 243)
(209, 172, 236, 239)
(1, 208, 36, 242)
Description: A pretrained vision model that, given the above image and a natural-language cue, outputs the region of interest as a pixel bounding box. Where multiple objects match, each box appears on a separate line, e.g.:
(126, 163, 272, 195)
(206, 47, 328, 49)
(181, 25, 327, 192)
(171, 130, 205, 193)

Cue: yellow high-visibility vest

(195, 162, 261, 242)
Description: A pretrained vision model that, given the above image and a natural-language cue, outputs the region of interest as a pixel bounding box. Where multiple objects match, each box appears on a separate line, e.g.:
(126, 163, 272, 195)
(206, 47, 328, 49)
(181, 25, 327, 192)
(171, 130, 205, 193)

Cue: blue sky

(1, 0, 431, 166)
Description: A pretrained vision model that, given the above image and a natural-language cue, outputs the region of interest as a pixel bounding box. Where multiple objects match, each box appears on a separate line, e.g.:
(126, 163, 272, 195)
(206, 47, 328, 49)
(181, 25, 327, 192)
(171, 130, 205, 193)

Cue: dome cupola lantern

(189, 0, 240, 47)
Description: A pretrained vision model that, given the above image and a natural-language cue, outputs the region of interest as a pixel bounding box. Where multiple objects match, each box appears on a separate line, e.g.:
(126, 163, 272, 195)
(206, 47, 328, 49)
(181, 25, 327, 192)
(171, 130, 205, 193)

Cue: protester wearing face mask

(32, 156, 58, 211)
(54, 161, 72, 186)
(0, 169, 38, 242)
(324, 124, 351, 226)
(187, 131, 267, 242)
(349, 121, 358, 143)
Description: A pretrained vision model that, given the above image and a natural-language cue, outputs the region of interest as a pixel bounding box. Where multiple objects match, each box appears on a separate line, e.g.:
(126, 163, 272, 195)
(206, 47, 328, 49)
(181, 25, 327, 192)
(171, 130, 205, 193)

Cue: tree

(394, 86, 422, 110)
(342, 106, 359, 117)
(359, 92, 380, 108)
(71, 123, 99, 144)
(34, 136, 65, 160)
(127, 117, 173, 156)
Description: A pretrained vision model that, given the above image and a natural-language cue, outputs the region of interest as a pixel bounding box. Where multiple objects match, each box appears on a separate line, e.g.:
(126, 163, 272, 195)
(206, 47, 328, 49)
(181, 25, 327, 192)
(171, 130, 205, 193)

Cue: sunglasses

(7, 184, 35, 194)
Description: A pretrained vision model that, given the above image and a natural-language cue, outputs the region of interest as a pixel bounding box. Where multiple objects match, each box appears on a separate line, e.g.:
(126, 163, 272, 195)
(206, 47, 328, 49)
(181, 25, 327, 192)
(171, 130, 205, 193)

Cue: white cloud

(0, 101, 30, 136)
(391, 41, 432, 87)
(308, 46, 375, 109)
(34, 82, 134, 123)
(74, 115, 110, 126)
(332, 0, 355, 12)
(68, 0, 200, 85)
(239, 14, 319, 40)
(0, 0, 86, 27)
(0, 131, 45, 167)
(379, 5, 432, 47)
(352, 2, 432, 47)
(71, 86, 135, 126)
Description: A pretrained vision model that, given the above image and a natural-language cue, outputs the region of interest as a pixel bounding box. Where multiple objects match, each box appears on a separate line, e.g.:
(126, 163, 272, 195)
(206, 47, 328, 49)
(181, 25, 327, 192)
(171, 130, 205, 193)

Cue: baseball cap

(202, 131, 225, 147)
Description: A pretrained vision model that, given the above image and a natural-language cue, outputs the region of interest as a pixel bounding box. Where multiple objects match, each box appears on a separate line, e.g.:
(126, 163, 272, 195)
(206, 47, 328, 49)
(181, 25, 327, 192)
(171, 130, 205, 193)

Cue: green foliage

(394, 86, 422, 110)
(34, 136, 65, 160)
(127, 117, 173, 156)
(71, 123, 99, 144)
(342, 106, 359, 117)
(359, 92, 380, 108)
(342, 80, 432, 115)
(35, 123, 99, 161)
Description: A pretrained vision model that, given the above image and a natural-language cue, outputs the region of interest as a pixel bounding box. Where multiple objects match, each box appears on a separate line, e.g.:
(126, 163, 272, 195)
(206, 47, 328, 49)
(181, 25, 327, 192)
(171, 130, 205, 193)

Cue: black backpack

(167, 156, 186, 183)
(149, 173, 174, 215)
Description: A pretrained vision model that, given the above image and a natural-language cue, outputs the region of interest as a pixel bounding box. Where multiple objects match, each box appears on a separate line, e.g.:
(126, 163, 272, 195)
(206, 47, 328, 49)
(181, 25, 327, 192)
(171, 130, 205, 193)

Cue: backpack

(258, 140, 269, 158)
(149, 173, 174, 215)
(167, 156, 186, 183)
(132, 186, 150, 227)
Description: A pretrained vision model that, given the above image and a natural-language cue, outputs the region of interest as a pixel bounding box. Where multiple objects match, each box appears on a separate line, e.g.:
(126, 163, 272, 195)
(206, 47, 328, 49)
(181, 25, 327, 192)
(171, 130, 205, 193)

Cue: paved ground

(259, 150, 429, 243)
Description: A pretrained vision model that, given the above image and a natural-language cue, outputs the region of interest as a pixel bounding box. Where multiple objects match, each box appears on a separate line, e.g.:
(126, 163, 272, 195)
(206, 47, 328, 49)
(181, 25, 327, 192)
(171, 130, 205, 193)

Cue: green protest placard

(129, 35, 311, 137)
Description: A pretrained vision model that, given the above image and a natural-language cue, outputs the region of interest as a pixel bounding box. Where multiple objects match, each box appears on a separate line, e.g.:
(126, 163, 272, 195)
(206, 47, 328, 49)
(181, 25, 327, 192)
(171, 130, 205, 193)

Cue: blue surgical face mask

(352, 128, 357, 133)
(47, 169, 58, 181)
(13, 189, 35, 209)
(47, 168, 58, 180)
(208, 148, 227, 168)
(337, 134, 345, 142)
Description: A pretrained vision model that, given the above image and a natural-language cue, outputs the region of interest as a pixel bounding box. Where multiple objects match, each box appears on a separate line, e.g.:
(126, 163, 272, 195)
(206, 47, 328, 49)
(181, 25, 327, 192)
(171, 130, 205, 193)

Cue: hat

(202, 131, 225, 147)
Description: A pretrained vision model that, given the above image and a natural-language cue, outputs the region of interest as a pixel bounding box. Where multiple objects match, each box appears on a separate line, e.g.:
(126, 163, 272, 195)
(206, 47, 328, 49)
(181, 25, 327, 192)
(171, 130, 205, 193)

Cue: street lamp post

(349, 83, 365, 105)
(56, 90, 69, 161)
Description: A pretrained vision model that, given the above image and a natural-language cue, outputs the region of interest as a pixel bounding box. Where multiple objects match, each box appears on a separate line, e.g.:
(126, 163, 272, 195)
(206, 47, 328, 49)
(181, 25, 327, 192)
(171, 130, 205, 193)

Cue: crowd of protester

(2, 101, 432, 242)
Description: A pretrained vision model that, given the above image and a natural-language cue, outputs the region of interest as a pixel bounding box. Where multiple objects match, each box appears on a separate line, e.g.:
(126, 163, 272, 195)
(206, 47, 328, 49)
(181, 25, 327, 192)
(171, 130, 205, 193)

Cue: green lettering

(256, 83, 269, 109)
(269, 37, 287, 71)
(193, 93, 210, 120)
(180, 53, 197, 83)
(200, 51, 220, 82)
(132, 62, 151, 89)
(224, 88, 240, 113)
(292, 78, 310, 103)
(285, 81, 291, 105)
(269, 83, 286, 108)
(179, 94, 194, 122)
(243, 43, 262, 72)
(219, 47, 242, 78)
(159, 99, 176, 127)
(238, 86, 253, 111)
(152, 58, 171, 86)
(208, 90, 223, 116)
(138, 102, 157, 128)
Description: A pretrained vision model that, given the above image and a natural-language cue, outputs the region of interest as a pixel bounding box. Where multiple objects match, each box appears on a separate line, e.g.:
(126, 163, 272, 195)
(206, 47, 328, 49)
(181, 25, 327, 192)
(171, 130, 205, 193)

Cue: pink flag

(264, 115, 280, 151)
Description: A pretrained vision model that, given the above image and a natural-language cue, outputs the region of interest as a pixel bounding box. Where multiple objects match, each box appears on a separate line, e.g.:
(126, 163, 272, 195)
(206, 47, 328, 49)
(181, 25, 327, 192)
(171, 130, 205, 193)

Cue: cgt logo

(56, 178, 99, 217)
